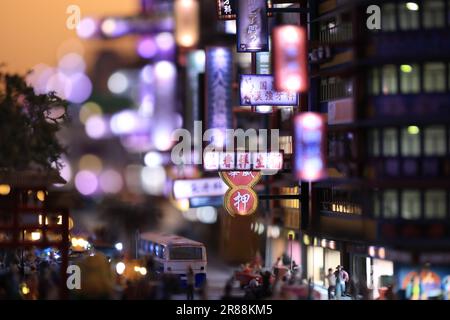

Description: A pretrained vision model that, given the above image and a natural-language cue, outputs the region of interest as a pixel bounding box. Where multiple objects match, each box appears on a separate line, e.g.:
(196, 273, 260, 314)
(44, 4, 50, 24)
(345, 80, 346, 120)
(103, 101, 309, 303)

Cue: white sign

(173, 178, 228, 199)
(204, 151, 283, 171)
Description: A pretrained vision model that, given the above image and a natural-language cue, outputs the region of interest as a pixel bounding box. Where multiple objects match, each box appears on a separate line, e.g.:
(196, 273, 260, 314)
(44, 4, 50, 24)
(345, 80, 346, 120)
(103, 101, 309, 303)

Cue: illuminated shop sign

(273, 25, 308, 93)
(294, 113, 327, 181)
(240, 74, 298, 106)
(172, 178, 228, 199)
(236, 0, 269, 52)
(220, 171, 261, 216)
(217, 0, 272, 20)
(205, 47, 233, 146)
(203, 151, 283, 171)
(174, 0, 199, 48)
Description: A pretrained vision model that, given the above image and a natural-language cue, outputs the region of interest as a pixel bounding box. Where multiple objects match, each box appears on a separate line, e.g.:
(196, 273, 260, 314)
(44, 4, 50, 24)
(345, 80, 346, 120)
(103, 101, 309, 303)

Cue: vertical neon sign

(237, 0, 269, 52)
(273, 25, 308, 93)
(294, 113, 327, 181)
(205, 47, 233, 147)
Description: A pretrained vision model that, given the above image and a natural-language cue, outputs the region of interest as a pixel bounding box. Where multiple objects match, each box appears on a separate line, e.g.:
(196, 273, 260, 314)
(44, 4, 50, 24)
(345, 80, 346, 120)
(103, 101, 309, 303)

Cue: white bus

(138, 232, 207, 288)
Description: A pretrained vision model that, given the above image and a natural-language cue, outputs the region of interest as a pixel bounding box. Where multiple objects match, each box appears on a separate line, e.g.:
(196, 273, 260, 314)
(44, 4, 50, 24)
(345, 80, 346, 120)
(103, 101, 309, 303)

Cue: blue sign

(236, 0, 269, 52)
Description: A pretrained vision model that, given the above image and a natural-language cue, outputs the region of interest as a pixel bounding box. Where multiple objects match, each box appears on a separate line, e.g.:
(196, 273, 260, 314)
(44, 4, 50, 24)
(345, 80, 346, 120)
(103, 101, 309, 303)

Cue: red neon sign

(273, 25, 308, 93)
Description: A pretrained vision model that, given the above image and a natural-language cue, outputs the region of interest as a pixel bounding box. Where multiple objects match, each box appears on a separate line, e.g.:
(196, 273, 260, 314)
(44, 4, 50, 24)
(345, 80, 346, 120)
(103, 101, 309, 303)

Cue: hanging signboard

(172, 178, 228, 199)
(236, 0, 269, 52)
(217, 0, 273, 20)
(294, 113, 327, 181)
(273, 25, 308, 93)
(174, 0, 200, 48)
(220, 171, 261, 216)
(203, 151, 283, 171)
(240, 74, 298, 106)
(205, 47, 233, 146)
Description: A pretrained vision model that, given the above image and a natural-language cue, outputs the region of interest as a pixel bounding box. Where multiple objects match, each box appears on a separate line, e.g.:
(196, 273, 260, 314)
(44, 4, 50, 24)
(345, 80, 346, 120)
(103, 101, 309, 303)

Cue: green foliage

(0, 71, 69, 170)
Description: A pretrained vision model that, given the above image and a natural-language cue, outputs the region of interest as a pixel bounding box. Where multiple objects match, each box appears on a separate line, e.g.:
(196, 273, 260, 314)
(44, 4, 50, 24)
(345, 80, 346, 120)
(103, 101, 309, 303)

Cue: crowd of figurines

(0, 250, 398, 300)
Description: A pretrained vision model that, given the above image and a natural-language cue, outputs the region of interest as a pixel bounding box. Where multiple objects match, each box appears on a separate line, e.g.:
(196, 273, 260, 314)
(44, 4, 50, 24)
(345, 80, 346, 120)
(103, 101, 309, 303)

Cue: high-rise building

(303, 0, 450, 300)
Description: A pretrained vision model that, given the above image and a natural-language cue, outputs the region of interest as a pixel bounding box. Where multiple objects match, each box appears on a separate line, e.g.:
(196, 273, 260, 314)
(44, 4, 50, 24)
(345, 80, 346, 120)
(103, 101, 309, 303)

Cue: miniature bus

(138, 232, 207, 288)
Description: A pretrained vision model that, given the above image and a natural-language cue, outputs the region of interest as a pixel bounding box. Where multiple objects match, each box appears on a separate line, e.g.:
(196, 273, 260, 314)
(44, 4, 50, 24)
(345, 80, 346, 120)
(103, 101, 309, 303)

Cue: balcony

(319, 23, 353, 45)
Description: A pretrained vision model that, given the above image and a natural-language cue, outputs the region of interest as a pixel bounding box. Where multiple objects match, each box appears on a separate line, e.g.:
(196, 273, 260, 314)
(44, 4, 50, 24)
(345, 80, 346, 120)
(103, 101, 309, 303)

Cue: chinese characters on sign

(294, 113, 327, 181)
(205, 47, 233, 146)
(203, 151, 283, 171)
(240, 75, 298, 106)
(220, 171, 261, 216)
(217, 0, 236, 20)
(237, 0, 269, 52)
(217, 0, 273, 20)
(273, 25, 308, 93)
(172, 178, 228, 199)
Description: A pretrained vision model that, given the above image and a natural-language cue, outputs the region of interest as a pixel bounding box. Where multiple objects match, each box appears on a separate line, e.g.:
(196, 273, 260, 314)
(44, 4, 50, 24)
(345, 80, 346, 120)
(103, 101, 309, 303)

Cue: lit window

(400, 64, 420, 93)
(382, 4, 397, 31)
(423, 0, 445, 29)
(401, 127, 420, 156)
(382, 65, 398, 94)
(383, 128, 398, 156)
(401, 190, 421, 219)
(399, 2, 420, 30)
(369, 68, 380, 95)
(425, 190, 447, 219)
(383, 190, 398, 218)
(424, 63, 446, 92)
(424, 126, 446, 155)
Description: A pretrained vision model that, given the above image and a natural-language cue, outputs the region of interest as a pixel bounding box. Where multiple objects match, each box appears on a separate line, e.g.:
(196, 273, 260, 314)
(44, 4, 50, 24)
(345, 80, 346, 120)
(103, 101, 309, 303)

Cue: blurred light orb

(144, 151, 163, 167)
(140, 65, 153, 84)
(0, 184, 11, 196)
(76, 17, 97, 39)
(182, 209, 198, 222)
(177, 199, 190, 212)
(99, 169, 123, 194)
(58, 53, 86, 76)
(115, 262, 126, 275)
(101, 18, 117, 35)
(137, 37, 157, 58)
(406, 2, 419, 11)
(256, 105, 272, 113)
(110, 110, 141, 135)
(66, 73, 92, 104)
(46, 72, 71, 99)
(75, 170, 98, 196)
(155, 32, 175, 51)
(139, 95, 154, 117)
(153, 127, 174, 151)
(140, 166, 166, 195)
(79, 102, 102, 124)
(197, 206, 217, 224)
(107, 72, 128, 94)
(85, 115, 108, 139)
(79, 154, 103, 173)
(154, 61, 176, 80)
(115, 242, 123, 251)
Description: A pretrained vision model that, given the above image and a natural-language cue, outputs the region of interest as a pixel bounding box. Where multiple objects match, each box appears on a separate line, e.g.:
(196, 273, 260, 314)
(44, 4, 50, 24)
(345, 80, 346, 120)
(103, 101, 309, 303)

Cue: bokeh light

(76, 17, 98, 39)
(99, 169, 123, 194)
(137, 37, 157, 59)
(107, 71, 129, 94)
(75, 170, 98, 196)
(78, 154, 103, 173)
(85, 115, 108, 139)
(79, 102, 102, 124)
(140, 166, 166, 195)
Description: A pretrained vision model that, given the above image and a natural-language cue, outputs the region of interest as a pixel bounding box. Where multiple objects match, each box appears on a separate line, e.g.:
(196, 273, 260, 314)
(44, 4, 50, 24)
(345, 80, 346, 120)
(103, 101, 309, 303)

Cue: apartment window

(424, 126, 446, 155)
(401, 190, 421, 219)
(369, 68, 380, 95)
(423, 0, 445, 29)
(425, 190, 447, 219)
(383, 190, 398, 218)
(424, 63, 446, 92)
(401, 127, 420, 156)
(399, 2, 420, 30)
(382, 65, 398, 94)
(383, 128, 398, 156)
(382, 3, 397, 31)
(400, 64, 420, 93)
(369, 129, 380, 156)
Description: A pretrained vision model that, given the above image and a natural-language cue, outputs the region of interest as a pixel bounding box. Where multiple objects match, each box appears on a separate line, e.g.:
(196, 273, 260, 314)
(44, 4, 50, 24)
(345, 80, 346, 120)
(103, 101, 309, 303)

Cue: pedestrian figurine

(186, 266, 195, 300)
(326, 268, 336, 299)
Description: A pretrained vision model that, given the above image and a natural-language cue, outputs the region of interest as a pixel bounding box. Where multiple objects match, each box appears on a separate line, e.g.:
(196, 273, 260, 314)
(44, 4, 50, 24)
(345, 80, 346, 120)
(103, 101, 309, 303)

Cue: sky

(0, 0, 139, 74)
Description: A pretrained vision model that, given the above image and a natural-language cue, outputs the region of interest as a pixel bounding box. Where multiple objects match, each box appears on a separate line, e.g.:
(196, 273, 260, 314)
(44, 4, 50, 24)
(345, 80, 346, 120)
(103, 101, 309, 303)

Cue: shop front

(304, 236, 342, 287)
